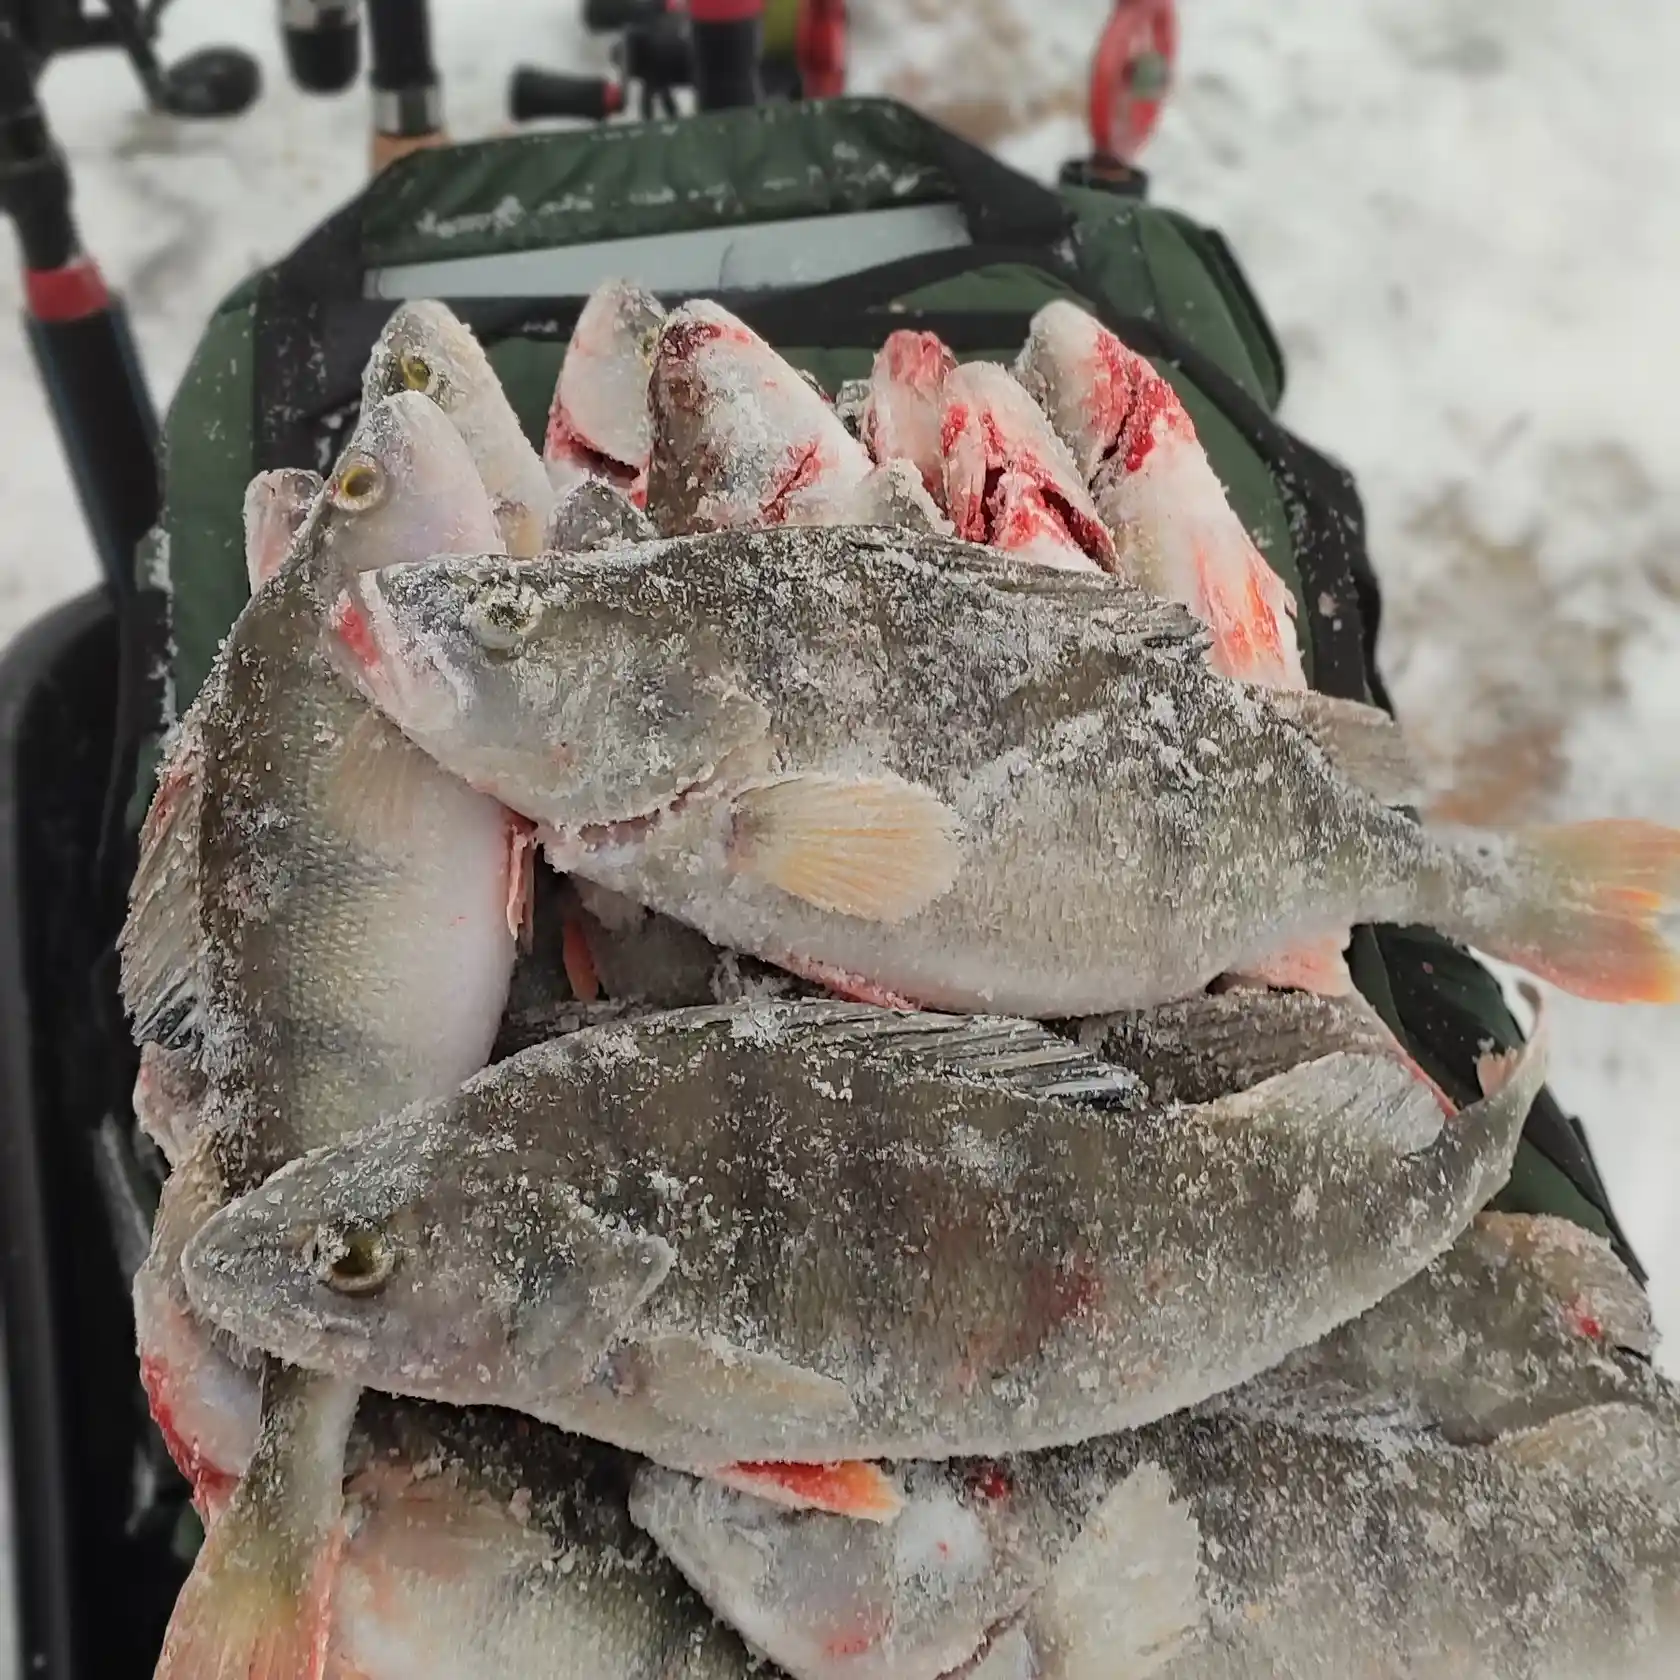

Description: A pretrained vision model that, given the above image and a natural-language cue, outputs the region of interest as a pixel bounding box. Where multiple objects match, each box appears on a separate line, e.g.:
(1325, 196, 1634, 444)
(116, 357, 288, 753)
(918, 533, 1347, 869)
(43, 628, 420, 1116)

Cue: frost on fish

(542, 479, 655, 555)
(363, 299, 554, 556)
(133, 1040, 209, 1166)
(1131, 1407, 1680, 1679)
(332, 528, 1680, 1015)
(184, 998, 1541, 1478)
(243, 467, 322, 592)
(546, 278, 666, 477)
(638, 1393, 1680, 1680)
(644, 301, 872, 535)
(1067, 986, 1403, 1107)
(1211, 1210, 1666, 1444)
(133, 1135, 261, 1522)
(328, 1398, 750, 1680)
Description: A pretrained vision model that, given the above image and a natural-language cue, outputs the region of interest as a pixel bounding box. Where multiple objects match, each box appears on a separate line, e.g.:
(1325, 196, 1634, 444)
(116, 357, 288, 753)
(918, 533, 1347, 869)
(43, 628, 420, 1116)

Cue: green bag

(131, 95, 1639, 1274)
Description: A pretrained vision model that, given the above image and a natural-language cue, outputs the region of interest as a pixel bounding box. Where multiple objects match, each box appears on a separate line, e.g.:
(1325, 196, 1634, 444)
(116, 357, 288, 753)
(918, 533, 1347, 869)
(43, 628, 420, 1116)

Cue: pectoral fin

(713, 1459, 904, 1522)
(730, 773, 962, 922)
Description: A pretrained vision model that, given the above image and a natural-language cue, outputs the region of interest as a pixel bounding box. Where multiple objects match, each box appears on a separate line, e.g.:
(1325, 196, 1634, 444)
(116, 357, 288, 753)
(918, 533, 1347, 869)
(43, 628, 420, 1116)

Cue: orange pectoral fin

(713, 1459, 904, 1522)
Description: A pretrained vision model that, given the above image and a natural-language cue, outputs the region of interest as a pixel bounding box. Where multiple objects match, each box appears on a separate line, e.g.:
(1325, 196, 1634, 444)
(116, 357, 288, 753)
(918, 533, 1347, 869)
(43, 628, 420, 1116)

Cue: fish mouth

(542, 762, 734, 865)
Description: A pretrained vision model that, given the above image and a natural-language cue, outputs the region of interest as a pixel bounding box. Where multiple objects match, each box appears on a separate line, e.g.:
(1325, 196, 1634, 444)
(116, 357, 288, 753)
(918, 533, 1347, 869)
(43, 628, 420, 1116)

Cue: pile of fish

(121, 278, 1680, 1679)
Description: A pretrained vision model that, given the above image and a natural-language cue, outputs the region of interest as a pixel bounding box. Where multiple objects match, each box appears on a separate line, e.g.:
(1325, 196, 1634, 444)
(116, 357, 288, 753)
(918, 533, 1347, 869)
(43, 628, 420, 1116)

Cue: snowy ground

(2, 0, 1677, 1669)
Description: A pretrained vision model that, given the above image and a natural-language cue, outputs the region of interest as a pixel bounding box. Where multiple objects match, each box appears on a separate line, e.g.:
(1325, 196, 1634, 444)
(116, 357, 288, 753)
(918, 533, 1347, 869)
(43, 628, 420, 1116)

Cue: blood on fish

(1116, 372, 1193, 476)
(760, 439, 826, 524)
(966, 1462, 1014, 1503)
(330, 598, 382, 675)
(141, 755, 196, 849)
(543, 410, 641, 490)
(821, 1608, 894, 1660)
(657, 312, 738, 364)
(1565, 1299, 1605, 1341)
(139, 1353, 236, 1520)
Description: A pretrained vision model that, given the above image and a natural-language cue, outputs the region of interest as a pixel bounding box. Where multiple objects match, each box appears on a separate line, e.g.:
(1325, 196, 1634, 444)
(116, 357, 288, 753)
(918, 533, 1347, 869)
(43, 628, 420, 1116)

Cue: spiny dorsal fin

(904, 533, 1209, 649)
(657, 1001, 1148, 1107)
(119, 719, 205, 1047)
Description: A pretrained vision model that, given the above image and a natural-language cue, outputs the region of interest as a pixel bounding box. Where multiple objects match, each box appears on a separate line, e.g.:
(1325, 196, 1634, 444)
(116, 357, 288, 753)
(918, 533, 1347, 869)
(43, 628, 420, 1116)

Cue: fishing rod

(508, 0, 845, 127)
(280, 0, 447, 172)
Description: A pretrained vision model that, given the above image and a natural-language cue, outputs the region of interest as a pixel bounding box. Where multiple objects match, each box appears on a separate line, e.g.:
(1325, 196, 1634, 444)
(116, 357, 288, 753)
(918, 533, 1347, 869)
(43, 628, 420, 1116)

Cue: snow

(2, 0, 1678, 1667)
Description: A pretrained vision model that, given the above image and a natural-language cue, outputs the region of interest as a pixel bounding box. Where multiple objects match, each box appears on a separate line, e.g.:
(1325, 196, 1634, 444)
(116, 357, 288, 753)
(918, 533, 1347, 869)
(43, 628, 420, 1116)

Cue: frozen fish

(186, 998, 1540, 1513)
(126, 392, 523, 1680)
(331, 529, 1680, 1015)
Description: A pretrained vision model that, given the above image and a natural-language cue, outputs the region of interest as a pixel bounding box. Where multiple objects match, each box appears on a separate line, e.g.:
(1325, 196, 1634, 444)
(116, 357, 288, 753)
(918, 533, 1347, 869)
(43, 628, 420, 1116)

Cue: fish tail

(1437, 819, 1680, 1004)
(154, 1366, 358, 1680)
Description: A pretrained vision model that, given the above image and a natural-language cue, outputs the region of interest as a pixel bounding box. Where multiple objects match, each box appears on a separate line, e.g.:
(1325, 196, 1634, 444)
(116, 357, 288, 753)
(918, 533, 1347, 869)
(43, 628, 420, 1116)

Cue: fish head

(314, 391, 504, 584)
(559, 279, 666, 468)
(365, 301, 550, 552)
(328, 549, 769, 829)
(181, 1108, 674, 1407)
(647, 301, 868, 532)
(364, 299, 500, 430)
(242, 467, 323, 590)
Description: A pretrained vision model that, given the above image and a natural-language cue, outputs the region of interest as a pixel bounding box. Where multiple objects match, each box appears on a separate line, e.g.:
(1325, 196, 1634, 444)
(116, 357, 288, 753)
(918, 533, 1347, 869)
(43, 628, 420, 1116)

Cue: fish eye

(329, 456, 387, 513)
(464, 581, 544, 653)
(399, 351, 436, 394)
(310, 1224, 396, 1296)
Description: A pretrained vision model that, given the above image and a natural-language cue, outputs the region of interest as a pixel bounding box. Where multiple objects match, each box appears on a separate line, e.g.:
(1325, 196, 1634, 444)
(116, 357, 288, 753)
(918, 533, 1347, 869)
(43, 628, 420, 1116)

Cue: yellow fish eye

(329, 455, 387, 512)
(311, 1224, 396, 1297)
(399, 351, 434, 393)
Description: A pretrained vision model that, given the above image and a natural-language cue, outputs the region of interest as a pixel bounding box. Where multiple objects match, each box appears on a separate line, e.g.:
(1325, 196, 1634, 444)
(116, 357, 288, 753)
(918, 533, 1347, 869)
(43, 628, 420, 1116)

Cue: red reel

(796, 0, 847, 99)
(1088, 0, 1177, 164)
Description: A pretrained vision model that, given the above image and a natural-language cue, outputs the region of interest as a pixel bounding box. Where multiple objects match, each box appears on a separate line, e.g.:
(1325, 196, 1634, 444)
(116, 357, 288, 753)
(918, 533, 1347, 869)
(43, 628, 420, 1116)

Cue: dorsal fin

(119, 719, 205, 1046)
(654, 1001, 1148, 1107)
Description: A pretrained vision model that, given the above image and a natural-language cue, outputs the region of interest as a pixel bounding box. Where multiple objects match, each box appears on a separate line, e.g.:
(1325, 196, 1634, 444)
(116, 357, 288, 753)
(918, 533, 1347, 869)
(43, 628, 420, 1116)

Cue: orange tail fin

(1455, 819, 1680, 1004)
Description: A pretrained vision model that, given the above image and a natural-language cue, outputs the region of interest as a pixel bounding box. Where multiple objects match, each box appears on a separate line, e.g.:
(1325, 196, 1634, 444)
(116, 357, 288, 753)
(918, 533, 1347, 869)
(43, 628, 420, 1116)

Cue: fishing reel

(1087, 0, 1176, 166)
(508, 0, 846, 127)
(1, 0, 260, 119)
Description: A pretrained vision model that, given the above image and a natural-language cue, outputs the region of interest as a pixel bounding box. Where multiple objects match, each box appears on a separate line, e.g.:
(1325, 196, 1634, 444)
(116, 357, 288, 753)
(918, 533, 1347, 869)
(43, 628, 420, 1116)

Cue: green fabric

(357, 98, 968, 270)
(160, 302, 258, 713)
(1492, 1146, 1615, 1245)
